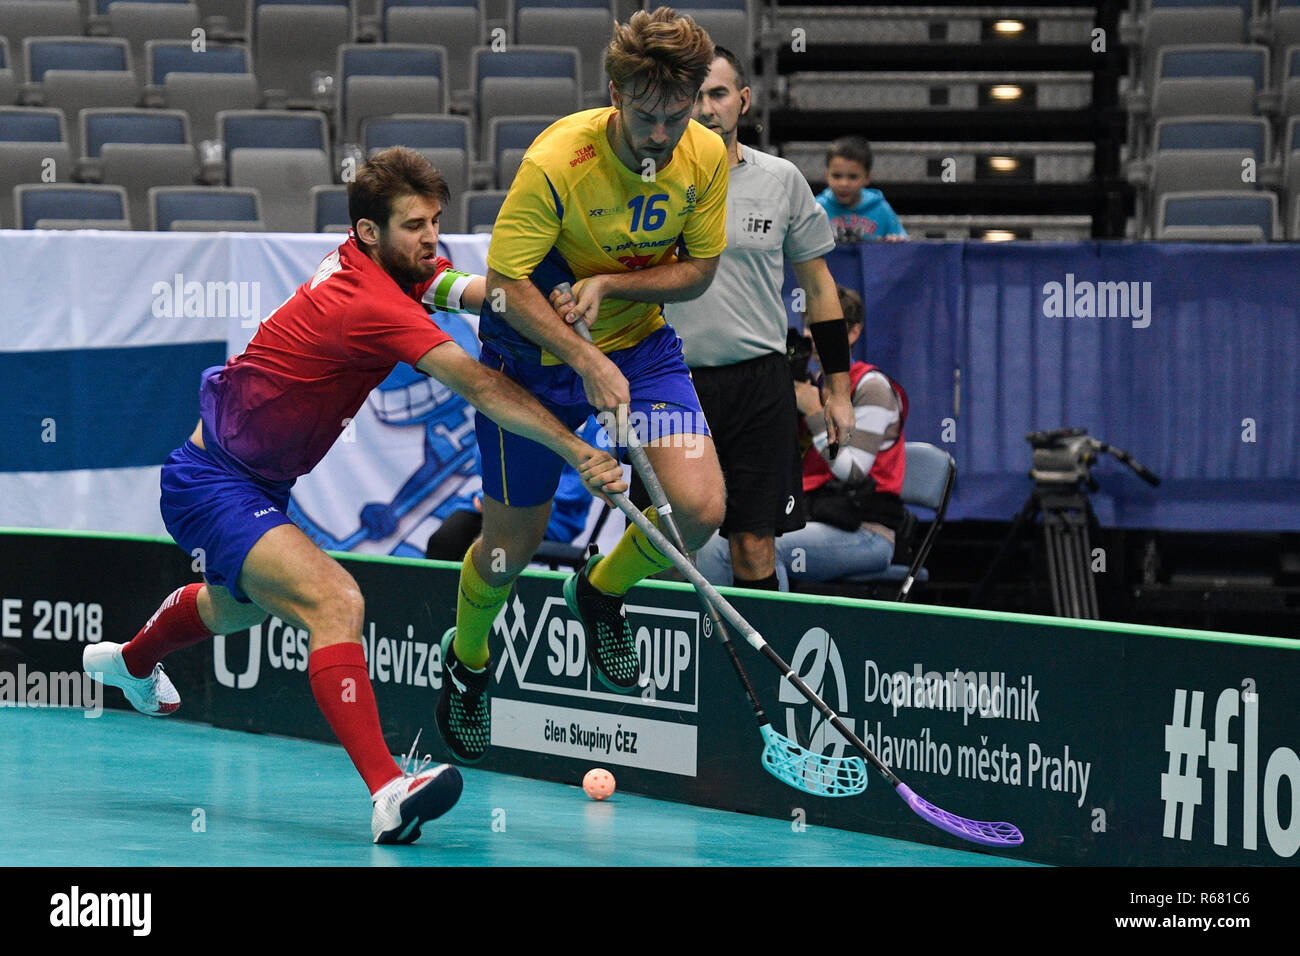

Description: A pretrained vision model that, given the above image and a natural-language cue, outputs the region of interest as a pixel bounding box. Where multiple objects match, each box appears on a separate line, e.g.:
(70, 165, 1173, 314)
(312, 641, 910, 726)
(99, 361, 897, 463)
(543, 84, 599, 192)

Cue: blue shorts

(159, 440, 294, 603)
(477, 324, 710, 508)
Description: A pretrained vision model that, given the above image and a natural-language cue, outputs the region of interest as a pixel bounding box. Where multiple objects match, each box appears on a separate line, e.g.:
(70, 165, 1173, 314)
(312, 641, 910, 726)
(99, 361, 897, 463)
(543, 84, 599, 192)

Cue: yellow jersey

(482, 106, 729, 364)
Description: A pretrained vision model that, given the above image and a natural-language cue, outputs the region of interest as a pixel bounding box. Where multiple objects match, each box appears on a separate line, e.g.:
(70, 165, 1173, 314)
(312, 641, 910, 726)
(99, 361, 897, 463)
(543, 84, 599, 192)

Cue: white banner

(491, 698, 699, 776)
(0, 230, 248, 352)
(0, 230, 526, 554)
(0, 467, 168, 536)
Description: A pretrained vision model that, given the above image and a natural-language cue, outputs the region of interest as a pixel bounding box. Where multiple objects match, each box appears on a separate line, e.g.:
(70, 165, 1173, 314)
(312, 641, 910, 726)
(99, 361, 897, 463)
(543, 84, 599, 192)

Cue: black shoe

(435, 628, 491, 763)
(563, 555, 641, 693)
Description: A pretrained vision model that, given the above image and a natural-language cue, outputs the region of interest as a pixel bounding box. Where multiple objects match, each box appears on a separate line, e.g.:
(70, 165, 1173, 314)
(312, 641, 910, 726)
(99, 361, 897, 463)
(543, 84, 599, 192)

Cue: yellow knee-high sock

(587, 506, 674, 596)
(454, 544, 512, 668)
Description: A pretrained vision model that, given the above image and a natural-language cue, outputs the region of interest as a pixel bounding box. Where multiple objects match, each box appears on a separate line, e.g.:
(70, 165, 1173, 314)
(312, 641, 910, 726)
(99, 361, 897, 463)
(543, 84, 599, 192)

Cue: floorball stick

(560, 287, 1023, 846)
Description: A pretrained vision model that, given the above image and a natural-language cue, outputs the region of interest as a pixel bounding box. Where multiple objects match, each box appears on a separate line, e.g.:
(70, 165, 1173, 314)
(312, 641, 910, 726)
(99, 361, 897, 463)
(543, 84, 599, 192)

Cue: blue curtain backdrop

(785, 242, 1300, 531)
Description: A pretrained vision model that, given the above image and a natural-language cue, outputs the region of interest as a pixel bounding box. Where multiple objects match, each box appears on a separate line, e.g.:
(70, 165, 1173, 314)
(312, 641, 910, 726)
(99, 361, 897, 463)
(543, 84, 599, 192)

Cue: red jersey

(198, 237, 453, 483)
(802, 362, 908, 496)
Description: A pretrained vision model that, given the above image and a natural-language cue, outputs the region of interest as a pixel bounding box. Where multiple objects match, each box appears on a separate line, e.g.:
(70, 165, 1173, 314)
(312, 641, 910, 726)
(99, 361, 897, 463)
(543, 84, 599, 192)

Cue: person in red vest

(696, 285, 907, 589)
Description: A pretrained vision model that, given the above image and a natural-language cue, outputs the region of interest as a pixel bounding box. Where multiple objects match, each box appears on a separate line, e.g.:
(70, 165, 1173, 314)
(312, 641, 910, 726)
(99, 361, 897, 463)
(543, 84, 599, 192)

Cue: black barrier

(3, 528, 1298, 866)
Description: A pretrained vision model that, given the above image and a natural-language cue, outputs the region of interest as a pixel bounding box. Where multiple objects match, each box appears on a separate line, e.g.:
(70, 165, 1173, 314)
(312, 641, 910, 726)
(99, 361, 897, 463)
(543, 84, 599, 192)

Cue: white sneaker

(371, 730, 464, 844)
(371, 764, 463, 845)
(82, 642, 180, 717)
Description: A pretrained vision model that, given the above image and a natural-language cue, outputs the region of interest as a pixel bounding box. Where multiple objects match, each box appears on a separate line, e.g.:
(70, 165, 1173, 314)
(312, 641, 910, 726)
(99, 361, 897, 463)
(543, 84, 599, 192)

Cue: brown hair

(837, 284, 864, 327)
(711, 45, 748, 94)
(348, 146, 450, 232)
(826, 136, 873, 175)
(605, 6, 715, 106)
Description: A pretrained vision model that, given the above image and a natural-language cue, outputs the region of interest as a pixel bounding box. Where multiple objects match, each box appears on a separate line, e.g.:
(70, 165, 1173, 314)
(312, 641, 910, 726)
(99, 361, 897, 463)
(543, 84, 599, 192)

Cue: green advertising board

(3, 529, 1296, 866)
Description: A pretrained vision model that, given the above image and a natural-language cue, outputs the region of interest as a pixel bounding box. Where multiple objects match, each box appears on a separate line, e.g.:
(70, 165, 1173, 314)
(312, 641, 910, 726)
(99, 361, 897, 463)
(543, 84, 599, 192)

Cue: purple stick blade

(895, 784, 1024, 848)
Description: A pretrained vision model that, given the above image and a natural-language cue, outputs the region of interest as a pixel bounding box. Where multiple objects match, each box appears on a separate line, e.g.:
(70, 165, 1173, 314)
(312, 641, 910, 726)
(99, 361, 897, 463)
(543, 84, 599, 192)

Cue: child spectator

(815, 137, 907, 242)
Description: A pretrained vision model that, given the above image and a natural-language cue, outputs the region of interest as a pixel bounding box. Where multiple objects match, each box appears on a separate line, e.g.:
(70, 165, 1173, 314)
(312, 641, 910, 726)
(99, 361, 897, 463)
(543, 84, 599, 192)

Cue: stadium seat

(1151, 76, 1257, 118)
(311, 183, 349, 231)
(1271, 3, 1300, 90)
(146, 40, 253, 88)
(510, 0, 615, 106)
(1281, 115, 1300, 238)
(149, 185, 263, 230)
(24, 38, 137, 86)
(362, 113, 468, 154)
(675, 0, 753, 64)
(1148, 0, 1252, 19)
(486, 114, 556, 188)
(248, 0, 352, 105)
(1152, 115, 1270, 159)
(825, 442, 955, 602)
(217, 108, 330, 164)
(1156, 189, 1278, 241)
(1129, 39, 1268, 152)
(81, 108, 190, 158)
(0, 106, 66, 142)
(1150, 147, 1258, 215)
(0, 2, 83, 84)
(1122, 5, 1249, 134)
(146, 41, 259, 146)
(79, 108, 197, 228)
(14, 183, 131, 230)
(1150, 44, 1270, 118)
(1289, 109, 1300, 163)
(362, 114, 470, 232)
(0, 107, 73, 229)
(195, 0, 249, 35)
(1131, 116, 1273, 235)
(461, 188, 506, 233)
(23, 38, 140, 157)
(92, 0, 184, 14)
(381, 0, 483, 106)
(217, 110, 331, 229)
(1282, 45, 1300, 116)
(1159, 223, 1269, 241)
(336, 44, 448, 146)
(469, 45, 580, 147)
(0, 38, 16, 108)
(1156, 43, 1268, 89)
(229, 148, 333, 231)
(105, 1, 201, 66)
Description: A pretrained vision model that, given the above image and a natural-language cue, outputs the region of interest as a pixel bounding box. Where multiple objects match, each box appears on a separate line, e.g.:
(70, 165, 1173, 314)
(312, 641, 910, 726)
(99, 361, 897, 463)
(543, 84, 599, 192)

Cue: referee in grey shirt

(665, 47, 854, 590)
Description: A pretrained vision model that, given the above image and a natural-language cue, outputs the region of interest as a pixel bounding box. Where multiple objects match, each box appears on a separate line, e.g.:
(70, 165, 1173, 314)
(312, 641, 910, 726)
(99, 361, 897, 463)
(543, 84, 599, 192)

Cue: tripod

(975, 481, 1101, 618)
(972, 428, 1160, 620)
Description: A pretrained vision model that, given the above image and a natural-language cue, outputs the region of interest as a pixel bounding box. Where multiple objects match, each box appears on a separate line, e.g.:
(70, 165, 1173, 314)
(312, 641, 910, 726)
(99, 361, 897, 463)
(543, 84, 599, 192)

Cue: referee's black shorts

(633, 349, 806, 538)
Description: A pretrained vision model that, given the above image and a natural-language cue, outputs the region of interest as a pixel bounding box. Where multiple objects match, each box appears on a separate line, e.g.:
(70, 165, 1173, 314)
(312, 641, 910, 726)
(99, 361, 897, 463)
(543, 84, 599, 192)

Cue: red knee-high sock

(121, 583, 213, 678)
(308, 643, 402, 795)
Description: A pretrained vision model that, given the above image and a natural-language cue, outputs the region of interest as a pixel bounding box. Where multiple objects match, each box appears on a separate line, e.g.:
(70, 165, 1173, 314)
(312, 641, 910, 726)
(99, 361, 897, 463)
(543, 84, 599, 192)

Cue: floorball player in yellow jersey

(434, 8, 815, 763)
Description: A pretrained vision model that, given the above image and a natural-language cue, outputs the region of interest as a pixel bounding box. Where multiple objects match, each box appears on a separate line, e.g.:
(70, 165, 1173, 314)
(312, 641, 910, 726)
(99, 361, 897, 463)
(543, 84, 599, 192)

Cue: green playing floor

(0, 708, 1038, 867)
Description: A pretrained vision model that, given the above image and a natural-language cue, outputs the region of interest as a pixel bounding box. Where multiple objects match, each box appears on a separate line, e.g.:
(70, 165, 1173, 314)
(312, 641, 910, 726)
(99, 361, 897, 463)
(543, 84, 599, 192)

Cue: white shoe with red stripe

(82, 642, 181, 717)
(370, 763, 463, 845)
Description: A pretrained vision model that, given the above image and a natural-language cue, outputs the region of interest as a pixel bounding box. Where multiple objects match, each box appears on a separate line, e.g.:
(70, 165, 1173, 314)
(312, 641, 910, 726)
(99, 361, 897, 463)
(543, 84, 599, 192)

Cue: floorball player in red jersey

(83, 147, 627, 845)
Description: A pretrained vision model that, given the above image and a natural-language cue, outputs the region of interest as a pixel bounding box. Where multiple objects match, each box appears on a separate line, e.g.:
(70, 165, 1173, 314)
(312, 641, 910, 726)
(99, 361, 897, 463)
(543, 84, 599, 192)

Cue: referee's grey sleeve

(784, 164, 837, 262)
